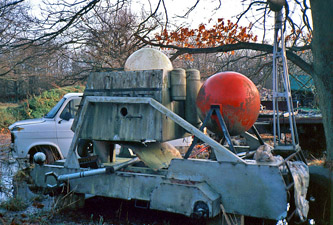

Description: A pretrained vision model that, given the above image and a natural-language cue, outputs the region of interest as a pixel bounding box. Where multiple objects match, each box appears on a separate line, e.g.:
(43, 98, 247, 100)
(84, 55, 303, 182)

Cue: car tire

(77, 139, 93, 157)
(30, 146, 56, 164)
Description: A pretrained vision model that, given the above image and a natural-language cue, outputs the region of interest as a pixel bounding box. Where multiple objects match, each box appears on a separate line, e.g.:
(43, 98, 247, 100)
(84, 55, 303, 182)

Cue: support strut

(184, 105, 235, 159)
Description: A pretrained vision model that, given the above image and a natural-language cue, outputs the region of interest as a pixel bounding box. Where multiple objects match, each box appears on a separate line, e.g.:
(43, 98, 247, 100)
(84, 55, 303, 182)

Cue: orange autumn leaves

(0, 128, 9, 134)
(155, 18, 258, 60)
(285, 29, 312, 45)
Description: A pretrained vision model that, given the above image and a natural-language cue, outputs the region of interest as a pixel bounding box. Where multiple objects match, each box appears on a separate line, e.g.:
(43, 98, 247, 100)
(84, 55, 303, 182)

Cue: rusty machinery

(30, 4, 309, 222)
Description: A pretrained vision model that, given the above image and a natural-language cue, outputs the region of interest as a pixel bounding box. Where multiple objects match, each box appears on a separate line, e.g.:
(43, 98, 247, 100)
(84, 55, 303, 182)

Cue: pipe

(59, 157, 140, 181)
(46, 157, 140, 188)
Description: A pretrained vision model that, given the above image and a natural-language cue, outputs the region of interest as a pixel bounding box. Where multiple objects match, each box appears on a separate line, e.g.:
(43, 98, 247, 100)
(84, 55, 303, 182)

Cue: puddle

(0, 149, 19, 202)
(0, 146, 55, 216)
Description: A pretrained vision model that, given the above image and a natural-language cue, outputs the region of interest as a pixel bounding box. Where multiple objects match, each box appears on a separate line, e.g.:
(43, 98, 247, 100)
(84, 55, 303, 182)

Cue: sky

(132, 0, 256, 27)
(164, 0, 245, 26)
(27, 0, 312, 44)
(28, 0, 269, 27)
(130, 0, 302, 43)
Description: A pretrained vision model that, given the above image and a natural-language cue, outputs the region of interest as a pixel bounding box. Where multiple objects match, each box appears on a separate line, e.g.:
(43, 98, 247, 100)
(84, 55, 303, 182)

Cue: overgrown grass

(0, 196, 28, 211)
(0, 103, 19, 110)
(27, 211, 54, 225)
(0, 85, 85, 131)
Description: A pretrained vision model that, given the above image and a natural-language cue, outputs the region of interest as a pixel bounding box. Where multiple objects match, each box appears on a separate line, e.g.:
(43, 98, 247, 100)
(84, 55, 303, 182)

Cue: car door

(55, 97, 81, 157)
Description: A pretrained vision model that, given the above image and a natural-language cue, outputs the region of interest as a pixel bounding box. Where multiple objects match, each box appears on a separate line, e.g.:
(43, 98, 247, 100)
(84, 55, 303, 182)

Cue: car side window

(60, 98, 81, 120)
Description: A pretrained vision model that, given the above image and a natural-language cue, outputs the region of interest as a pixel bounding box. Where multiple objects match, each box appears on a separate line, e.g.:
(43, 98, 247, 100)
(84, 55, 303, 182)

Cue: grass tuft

(0, 196, 28, 211)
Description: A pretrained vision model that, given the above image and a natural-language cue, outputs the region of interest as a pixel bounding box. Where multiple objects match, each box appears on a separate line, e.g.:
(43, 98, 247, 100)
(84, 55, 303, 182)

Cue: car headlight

(11, 126, 24, 132)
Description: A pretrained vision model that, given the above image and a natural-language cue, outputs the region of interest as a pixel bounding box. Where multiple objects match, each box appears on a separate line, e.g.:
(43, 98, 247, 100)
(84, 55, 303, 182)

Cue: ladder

(272, 10, 299, 151)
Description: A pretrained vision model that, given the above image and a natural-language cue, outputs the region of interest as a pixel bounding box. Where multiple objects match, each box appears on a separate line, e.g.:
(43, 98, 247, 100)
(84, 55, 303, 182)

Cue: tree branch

(33, 0, 101, 44)
(139, 35, 313, 75)
(0, 0, 25, 10)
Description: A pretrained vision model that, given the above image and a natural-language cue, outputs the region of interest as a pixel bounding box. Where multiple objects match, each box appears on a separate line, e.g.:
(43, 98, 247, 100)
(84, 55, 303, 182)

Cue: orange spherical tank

(196, 71, 260, 136)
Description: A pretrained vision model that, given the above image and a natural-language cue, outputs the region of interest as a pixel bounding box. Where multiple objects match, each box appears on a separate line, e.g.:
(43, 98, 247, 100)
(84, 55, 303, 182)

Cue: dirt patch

(0, 133, 10, 146)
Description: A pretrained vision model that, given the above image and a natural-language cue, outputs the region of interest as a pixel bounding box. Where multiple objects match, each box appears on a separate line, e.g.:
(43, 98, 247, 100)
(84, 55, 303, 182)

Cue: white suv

(9, 93, 83, 165)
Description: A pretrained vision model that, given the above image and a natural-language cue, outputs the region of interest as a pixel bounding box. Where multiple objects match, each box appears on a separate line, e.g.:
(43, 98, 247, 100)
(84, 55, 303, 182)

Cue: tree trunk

(310, 0, 332, 223)
(310, 0, 333, 163)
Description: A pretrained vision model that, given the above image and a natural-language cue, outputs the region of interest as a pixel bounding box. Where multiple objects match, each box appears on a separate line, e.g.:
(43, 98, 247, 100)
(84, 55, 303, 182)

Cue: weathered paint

(32, 156, 288, 220)
(124, 48, 173, 71)
(71, 96, 244, 163)
(170, 68, 186, 101)
(72, 70, 186, 142)
(38, 67, 298, 221)
(167, 158, 288, 220)
(150, 181, 221, 217)
(31, 164, 164, 201)
(185, 69, 201, 127)
(124, 142, 181, 170)
(196, 72, 261, 136)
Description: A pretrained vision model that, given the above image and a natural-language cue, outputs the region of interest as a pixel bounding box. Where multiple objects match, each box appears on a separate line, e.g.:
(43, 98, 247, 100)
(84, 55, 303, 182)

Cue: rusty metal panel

(166, 158, 288, 220)
(84, 70, 167, 105)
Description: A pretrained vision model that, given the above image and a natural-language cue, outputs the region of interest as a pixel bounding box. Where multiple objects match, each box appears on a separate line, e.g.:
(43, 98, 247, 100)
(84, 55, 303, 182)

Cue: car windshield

(44, 97, 66, 118)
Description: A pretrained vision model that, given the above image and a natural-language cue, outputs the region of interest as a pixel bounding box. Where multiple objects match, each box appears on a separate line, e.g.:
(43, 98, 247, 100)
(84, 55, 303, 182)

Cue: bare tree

(0, 0, 37, 75)
(37, 0, 160, 84)
(74, 6, 157, 68)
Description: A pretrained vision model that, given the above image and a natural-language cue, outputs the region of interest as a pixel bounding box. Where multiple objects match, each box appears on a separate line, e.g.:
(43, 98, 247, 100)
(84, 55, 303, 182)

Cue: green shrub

(0, 85, 85, 130)
(0, 107, 21, 130)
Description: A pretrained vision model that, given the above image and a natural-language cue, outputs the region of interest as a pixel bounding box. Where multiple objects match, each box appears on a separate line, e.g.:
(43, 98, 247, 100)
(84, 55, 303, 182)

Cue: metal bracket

(64, 96, 245, 163)
(184, 105, 236, 159)
(44, 171, 65, 188)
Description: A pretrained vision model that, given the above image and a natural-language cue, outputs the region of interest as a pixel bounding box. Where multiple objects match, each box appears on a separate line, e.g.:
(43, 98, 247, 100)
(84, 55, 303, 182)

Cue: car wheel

(77, 139, 93, 157)
(29, 146, 56, 164)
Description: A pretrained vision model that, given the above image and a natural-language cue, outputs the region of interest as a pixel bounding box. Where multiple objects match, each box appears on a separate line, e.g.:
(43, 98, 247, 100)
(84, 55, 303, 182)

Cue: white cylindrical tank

(124, 48, 173, 71)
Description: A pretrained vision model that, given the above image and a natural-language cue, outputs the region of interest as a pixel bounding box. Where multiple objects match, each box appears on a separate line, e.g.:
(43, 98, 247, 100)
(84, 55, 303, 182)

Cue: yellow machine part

(124, 142, 182, 170)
